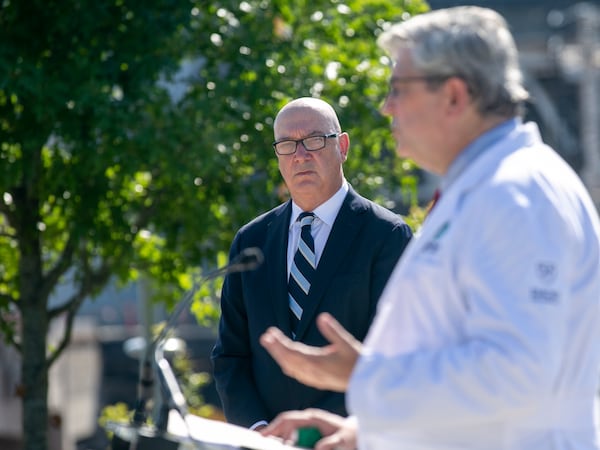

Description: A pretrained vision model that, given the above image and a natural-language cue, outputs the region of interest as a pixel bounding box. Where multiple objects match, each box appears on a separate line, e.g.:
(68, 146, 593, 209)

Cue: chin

(291, 181, 319, 194)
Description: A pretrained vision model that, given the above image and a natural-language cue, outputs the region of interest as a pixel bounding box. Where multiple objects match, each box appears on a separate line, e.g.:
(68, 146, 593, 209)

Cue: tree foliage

(0, 0, 427, 449)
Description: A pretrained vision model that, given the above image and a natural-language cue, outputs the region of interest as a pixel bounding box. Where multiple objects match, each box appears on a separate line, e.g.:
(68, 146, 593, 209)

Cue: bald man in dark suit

(211, 97, 412, 429)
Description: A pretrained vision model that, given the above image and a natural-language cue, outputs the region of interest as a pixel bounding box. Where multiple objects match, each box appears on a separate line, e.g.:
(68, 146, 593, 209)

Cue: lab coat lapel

(409, 124, 535, 259)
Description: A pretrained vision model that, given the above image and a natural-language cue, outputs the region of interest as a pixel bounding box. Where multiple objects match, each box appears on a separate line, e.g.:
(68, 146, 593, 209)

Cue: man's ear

(339, 132, 350, 161)
(444, 76, 471, 116)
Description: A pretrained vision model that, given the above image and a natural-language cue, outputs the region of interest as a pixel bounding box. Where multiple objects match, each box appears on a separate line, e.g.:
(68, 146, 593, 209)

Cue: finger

(261, 327, 338, 389)
(261, 412, 318, 440)
(261, 421, 299, 443)
(260, 327, 291, 359)
(262, 327, 320, 360)
(317, 313, 360, 349)
(316, 434, 353, 450)
(260, 326, 288, 346)
(260, 328, 304, 377)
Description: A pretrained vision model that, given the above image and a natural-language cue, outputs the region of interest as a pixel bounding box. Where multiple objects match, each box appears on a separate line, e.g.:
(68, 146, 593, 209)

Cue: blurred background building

(427, 0, 600, 208)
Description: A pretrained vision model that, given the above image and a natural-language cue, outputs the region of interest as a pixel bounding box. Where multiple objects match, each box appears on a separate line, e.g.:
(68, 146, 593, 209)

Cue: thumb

(317, 313, 360, 349)
(315, 431, 355, 450)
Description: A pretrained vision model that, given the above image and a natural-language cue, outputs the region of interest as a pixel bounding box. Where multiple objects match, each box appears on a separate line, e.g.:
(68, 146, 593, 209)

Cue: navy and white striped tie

(288, 212, 316, 338)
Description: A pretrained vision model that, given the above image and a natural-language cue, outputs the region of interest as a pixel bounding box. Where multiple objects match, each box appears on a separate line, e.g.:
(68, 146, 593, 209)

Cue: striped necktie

(288, 212, 316, 338)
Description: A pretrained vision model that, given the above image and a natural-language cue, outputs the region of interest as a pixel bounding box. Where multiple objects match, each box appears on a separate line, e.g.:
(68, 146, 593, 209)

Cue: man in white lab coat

(258, 5, 600, 450)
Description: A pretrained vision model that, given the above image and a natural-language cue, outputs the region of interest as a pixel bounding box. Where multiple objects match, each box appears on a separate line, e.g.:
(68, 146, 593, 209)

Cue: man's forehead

(276, 107, 330, 129)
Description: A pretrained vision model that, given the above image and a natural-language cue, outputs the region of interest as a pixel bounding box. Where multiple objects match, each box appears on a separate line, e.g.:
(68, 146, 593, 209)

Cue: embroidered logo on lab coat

(530, 261, 559, 304)
(422, 221, 449, 254)
(535, 261, 557, 283)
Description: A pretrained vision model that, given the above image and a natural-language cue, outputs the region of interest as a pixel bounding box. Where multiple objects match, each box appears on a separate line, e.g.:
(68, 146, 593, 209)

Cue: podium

(107, 410, 303, 450)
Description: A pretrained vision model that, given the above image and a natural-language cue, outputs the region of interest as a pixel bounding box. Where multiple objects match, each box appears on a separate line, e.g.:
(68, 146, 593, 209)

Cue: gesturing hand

(260, 312, 361, 392)
(260, 408, 358, 450)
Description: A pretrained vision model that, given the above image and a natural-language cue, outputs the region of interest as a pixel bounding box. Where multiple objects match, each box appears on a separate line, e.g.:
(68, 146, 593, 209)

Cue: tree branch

(45, 292, 82, 369)
(46, 261, 112, 369)
(41, 232, 77, 301)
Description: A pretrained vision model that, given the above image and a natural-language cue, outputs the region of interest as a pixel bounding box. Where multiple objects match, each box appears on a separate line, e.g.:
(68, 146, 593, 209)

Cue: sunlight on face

(274, 103, 347, 210)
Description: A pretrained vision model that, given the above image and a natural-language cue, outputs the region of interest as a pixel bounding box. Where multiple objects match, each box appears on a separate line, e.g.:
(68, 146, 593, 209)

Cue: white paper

(168, 411, 304, 450)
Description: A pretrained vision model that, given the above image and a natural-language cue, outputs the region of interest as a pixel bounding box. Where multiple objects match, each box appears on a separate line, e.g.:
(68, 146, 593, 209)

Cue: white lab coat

(348, 122, 600, 450)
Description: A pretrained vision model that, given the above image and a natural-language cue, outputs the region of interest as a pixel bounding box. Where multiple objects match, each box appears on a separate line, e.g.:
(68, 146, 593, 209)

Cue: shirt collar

(441, 118, 520, 192)
(290, 179, 349, 229)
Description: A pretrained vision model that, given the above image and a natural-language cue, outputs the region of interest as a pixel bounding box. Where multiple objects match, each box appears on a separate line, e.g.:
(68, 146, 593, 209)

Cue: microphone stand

(109, 247, 263, 450)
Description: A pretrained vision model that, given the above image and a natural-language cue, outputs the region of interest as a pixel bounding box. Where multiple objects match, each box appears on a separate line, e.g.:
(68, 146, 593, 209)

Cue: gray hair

(377, 6, 529, 117)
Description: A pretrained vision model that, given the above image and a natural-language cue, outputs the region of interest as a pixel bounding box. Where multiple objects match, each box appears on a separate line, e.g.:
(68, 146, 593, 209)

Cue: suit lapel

(294, 189, 366, 340)
(264, 202, 293, 336)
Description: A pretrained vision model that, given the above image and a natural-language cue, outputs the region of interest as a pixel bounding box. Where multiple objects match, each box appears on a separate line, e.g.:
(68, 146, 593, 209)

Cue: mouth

(295, 170, 314, 177)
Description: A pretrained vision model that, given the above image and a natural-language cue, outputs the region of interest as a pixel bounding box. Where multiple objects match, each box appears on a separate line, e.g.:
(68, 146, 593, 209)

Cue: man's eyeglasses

(272, 133, 341, 155)
(390, 75, 453, 84)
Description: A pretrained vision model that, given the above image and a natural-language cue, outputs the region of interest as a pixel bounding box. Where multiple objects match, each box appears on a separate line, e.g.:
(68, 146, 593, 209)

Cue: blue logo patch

(422, 221, 449, 254)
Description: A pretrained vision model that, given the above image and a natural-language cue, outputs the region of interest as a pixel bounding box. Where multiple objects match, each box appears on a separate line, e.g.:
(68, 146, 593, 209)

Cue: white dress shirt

(287, 180, 349, 276)
(250, 180, 349, 431)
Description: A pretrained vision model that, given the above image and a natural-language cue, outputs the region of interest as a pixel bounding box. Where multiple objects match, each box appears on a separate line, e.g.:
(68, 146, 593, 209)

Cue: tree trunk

(21, 299, 49, 450)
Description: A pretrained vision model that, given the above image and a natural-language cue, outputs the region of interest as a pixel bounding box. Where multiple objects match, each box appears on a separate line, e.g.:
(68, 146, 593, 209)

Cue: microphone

(226, 246, 264, 273)
(130, 247, 263, 429)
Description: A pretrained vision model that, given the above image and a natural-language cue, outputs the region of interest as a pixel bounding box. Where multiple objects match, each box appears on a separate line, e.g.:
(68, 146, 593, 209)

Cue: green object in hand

(296, 427, 322, 448)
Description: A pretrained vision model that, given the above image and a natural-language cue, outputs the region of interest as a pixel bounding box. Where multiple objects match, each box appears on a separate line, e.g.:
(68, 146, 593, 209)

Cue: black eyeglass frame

(272, 132, 341, 155)
(389, 75, 454, 84)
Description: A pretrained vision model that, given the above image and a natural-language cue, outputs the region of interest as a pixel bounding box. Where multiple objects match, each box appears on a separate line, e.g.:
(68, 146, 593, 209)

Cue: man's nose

(294, 141, 311, 157)
(380, 96, 392, 116)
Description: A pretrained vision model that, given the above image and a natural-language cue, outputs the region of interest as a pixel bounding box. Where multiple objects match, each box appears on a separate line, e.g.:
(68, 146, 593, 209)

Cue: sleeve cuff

(249, 420, 268, 430)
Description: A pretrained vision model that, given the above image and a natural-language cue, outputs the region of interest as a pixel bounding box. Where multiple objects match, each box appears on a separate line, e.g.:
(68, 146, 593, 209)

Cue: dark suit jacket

(211, 187, 412, 427)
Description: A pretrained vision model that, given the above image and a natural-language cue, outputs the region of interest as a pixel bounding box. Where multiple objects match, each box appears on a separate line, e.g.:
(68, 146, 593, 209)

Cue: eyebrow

(276, 130, 329, 140)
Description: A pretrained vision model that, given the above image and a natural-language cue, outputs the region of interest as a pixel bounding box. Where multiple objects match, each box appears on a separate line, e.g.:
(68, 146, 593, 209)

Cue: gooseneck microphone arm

(130, 247, 264, 429)
(153, 340, 189, 432)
